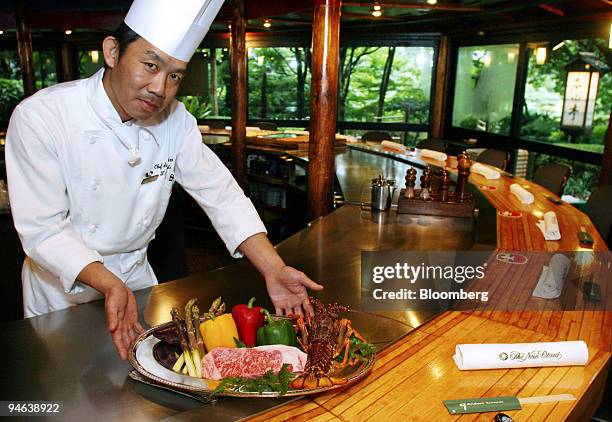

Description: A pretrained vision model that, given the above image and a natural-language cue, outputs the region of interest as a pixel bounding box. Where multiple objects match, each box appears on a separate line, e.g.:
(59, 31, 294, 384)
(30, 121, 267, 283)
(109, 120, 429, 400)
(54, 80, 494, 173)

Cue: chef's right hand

(76, 262, 144, 360)
(104, 283, 144, 360)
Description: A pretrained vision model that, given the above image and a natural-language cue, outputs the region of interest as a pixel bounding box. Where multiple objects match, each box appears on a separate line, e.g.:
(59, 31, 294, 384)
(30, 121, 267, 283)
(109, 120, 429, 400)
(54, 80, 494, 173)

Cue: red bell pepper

(231, 297, 265, 347)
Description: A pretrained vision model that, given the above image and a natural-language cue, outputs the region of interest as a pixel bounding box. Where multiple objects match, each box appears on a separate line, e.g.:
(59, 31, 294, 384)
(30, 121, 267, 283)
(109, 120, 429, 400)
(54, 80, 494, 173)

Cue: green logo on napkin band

(498, 350, 563, 362)
(444, 396, 521, 414)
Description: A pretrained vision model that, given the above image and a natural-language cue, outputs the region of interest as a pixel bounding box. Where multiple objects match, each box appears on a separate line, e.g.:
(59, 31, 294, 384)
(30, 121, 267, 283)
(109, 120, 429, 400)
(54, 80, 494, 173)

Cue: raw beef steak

(201, 345, 307, 380)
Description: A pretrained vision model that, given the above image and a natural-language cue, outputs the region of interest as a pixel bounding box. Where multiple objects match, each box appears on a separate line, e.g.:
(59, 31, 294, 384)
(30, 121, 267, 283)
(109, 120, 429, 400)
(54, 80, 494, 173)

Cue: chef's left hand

(264, 265, 323, 316)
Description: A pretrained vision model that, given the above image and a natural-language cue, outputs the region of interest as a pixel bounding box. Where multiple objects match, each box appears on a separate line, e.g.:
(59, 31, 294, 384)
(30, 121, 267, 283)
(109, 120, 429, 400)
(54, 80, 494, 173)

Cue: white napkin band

(454, 341, 588, 370)
(381, 140, 406, 152)
(419, 148, 447, 161)
(471, 162, 501, 180)
(510, 183, 534, 204)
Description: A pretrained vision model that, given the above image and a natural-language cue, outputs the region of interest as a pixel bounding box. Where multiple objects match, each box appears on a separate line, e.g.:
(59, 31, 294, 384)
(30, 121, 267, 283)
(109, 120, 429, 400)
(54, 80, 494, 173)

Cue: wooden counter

(248, 144, 610, 421)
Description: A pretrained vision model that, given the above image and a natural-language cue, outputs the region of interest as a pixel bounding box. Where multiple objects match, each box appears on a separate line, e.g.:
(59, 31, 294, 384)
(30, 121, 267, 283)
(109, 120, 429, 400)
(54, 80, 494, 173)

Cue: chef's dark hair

(113, 22, 141, 58)
(105, 22, 140, 67)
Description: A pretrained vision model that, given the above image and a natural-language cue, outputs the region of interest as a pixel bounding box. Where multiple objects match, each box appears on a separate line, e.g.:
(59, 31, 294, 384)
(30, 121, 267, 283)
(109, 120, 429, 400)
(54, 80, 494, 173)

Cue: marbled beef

(201, 345, 307, 380)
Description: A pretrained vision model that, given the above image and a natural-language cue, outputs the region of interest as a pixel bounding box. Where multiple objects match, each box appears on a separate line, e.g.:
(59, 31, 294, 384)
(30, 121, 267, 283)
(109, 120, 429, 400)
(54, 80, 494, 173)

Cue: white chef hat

(124, 0, 225, 62)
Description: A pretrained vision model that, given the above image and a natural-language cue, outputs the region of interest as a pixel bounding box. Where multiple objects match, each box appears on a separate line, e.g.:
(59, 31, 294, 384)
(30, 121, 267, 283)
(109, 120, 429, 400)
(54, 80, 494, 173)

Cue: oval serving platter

(128, 320, 375, 398)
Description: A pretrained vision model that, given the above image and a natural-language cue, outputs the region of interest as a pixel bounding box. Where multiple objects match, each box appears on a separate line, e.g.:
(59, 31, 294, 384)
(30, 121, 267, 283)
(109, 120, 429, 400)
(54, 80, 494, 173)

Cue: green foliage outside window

(522, 38, 611, 153)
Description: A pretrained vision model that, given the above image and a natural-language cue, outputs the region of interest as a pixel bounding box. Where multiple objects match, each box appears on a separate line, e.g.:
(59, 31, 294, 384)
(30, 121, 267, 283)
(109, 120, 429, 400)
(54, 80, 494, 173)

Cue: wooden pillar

(231, 0, 247, 188)
(431, 35, 450, 140)
(15, 2, 36, 97)
(308, 0, 341, 219)
(60, 42, 75, 82)
(599, 106, 612, 186)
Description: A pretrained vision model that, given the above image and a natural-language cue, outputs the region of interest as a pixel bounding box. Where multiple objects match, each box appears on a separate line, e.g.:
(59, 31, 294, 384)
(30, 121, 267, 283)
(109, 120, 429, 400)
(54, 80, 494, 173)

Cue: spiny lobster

(290, 298, 366, 389)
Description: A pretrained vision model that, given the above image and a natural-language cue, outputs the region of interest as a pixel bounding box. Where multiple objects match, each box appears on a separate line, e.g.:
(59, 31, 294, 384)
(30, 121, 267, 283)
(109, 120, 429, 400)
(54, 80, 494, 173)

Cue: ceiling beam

(537, 3, 565, 16)
(341, 12, 402, 21)
(342, 2, 484, 12)
(258, 17, 312, 25)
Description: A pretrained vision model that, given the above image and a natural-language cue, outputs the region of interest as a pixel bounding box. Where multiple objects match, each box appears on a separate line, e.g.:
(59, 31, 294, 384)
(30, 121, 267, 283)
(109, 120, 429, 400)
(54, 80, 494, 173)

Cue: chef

(5, 0, 323, 360)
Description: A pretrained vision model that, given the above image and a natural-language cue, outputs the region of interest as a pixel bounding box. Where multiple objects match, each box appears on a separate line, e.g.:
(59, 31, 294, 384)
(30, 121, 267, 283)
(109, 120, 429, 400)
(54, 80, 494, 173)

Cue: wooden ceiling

(0, 0, 609, 38)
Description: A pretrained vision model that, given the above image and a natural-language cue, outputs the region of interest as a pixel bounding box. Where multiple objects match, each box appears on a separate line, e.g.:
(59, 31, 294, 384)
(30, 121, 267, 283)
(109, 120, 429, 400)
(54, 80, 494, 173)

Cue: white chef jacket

(6, 69, 266, 317)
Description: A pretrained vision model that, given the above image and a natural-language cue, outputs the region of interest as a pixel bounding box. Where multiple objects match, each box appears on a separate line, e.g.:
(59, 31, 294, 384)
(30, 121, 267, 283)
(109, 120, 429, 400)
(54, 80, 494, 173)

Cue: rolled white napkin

(510, 183, 534, 204)
(419, 148, 447, 161)
(536, 211, 561, 240)
(471, 162, 501, 180)
(454, 341, 588, 370)
(381, 140, 406, 152)
(532, 254, 570, 299)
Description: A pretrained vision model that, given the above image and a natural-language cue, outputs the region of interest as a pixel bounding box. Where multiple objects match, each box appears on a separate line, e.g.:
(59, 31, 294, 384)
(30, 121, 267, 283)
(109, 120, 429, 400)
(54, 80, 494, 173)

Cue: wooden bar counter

(248, 144, 611, 421)
(0, 143, 608, 421)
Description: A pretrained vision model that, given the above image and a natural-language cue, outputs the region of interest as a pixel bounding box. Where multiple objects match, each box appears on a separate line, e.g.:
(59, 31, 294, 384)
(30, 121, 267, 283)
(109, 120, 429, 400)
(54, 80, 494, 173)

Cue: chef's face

(102, 36, 188, 122)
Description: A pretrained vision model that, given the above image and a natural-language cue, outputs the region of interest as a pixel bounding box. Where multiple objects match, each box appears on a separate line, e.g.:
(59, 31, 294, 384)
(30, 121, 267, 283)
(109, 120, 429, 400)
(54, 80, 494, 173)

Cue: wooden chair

(584, 185, 612, 248)
(476, 149, 509, 170)
(255, 122, 278, 131)
(205, 120, 226, 129)
(533, 163, 571, 197)
(361, 131, 393, 142)
(416, 138, 446, 153)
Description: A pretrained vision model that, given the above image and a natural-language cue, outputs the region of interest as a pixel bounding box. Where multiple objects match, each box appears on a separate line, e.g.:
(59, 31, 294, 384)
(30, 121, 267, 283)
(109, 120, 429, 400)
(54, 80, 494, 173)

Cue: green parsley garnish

(211, 364, 296, 397)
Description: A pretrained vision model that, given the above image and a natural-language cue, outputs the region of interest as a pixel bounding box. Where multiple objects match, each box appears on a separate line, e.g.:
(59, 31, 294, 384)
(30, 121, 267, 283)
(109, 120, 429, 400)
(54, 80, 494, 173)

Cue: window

(178, 48, 231, 120)
(339, 46, 433, 125)
(79, 49, 104, 78)
(248, 47, 311, 120)
(521, 38, 610, 154)
(34, 50, 58, 88)
(452, 44, 519, 135)
(0, 51, 24, 127)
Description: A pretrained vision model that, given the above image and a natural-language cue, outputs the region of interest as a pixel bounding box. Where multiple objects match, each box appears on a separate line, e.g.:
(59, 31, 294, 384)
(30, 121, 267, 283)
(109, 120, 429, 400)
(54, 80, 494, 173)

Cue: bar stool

(584, 185, 612, 248)
(476, 149, 509, 170)
(416, 138, 446, 153)
(255, 122, 278, 131)
(361, 131, 393, 142)
(532, 163, 572, 197)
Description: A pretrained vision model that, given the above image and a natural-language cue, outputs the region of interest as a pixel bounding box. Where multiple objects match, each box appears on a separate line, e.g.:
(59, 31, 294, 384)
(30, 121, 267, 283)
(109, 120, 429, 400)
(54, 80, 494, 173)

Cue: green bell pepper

(256, 309, 297, 347)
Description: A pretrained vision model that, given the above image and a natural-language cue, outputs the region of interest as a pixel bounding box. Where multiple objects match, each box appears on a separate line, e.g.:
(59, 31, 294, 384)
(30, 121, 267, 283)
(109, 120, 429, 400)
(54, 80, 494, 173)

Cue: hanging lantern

(561, 54, 606, 133)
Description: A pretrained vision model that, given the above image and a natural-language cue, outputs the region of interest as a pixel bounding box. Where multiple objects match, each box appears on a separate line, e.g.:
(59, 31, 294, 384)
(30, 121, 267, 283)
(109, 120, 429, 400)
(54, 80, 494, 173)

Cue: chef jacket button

(89, 137, 96, 144)
(142, 218, 150, 227)
(142, 132, 151, 141)
(88, 224, 97, 233)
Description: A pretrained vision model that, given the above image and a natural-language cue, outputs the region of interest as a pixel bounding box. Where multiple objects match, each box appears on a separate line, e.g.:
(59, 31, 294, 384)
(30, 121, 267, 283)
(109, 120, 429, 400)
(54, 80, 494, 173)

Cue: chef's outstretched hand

(105, 283, 145, 360)
(264, 265, 324, 316)
(77, 262, 144, 360)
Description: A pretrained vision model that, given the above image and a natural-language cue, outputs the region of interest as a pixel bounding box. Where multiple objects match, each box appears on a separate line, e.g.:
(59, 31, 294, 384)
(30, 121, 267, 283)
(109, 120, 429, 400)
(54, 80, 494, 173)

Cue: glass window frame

(445, 25, 607, 168)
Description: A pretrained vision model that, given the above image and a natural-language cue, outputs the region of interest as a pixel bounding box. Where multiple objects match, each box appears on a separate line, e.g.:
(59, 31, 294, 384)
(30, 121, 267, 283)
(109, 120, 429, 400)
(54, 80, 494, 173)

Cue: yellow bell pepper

(199, 313, 239, 351)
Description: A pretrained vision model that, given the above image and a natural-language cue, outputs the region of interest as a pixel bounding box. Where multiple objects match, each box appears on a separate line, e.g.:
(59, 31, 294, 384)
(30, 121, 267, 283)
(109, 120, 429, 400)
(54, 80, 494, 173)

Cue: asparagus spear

(185, 299, 202, 378)
(208, 297, 222, 316)
(171, 307, 197, 377)
(172, 352, 185, 373)
(192, 304, 206, 359)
